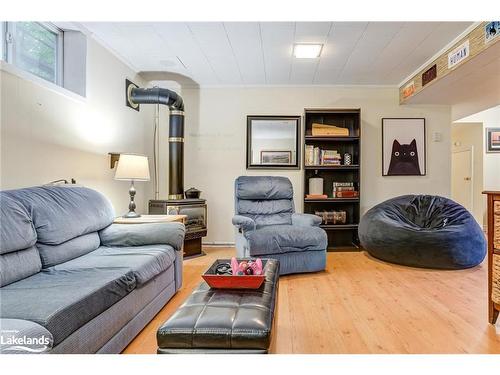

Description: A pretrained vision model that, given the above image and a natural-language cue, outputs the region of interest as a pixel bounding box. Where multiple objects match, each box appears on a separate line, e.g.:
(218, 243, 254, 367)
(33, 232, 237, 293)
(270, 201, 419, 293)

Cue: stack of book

(332, 182, 359, 198)
(321, 150, 341, 165)
(305, 146, 342, 166)
(314, 210, 347, 225)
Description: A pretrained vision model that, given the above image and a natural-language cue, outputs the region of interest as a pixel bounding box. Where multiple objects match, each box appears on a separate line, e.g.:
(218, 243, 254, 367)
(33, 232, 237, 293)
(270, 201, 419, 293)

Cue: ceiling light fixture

(293, 44, 323, 59)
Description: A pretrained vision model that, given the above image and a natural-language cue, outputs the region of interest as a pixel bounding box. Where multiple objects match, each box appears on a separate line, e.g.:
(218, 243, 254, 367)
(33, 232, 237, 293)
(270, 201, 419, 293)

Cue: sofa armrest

(99, 222, 186, 251)
(232, 215, 256, 232)
(0, 319, 53, 353)
(292, 213, 322, 227)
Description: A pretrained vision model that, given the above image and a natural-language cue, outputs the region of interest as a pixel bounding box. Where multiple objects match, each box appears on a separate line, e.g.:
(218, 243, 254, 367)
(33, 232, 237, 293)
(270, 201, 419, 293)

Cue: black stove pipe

(129, 87, 185, 200)
(130, 87, 184, 111)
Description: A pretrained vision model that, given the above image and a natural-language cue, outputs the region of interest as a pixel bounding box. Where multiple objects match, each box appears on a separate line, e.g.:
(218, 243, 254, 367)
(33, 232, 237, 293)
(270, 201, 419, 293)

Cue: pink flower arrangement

(230, 257, 263, 276)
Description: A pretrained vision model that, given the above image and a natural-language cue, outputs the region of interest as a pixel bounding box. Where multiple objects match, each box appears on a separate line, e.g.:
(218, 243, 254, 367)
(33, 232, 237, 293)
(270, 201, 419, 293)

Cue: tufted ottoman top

(157, 259, 279, 353)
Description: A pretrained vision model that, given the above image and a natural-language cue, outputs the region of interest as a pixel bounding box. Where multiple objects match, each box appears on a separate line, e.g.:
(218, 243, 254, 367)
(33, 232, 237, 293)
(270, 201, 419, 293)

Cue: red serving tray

(202, 258, 266, 289)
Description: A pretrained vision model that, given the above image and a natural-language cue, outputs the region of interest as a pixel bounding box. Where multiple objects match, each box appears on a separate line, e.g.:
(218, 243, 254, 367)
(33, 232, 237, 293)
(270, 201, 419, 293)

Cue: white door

(451, 147, 473, 211)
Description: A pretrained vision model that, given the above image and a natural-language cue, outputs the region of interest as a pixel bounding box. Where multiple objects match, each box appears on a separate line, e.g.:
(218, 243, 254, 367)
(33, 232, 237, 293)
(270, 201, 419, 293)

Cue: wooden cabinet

(483, 191, 500, 324)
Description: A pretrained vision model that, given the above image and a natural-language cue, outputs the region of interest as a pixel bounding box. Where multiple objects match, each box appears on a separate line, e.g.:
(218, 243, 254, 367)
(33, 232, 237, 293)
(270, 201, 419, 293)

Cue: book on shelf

(335, 186, 355, 192)
(334, 191, 359, 198)
(332, 182, 354, 187)
(332, 182, 358, 198)
(305, 146, 342, 166)
(311, 123, 349, 137)
(305, 194, 328, 200)
(314, 210, 347, 225)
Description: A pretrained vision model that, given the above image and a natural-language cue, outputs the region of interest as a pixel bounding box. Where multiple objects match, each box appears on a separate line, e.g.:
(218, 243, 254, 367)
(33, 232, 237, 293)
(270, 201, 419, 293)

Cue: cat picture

(387, 139, 421, 175)
(382, 118, 426, 176)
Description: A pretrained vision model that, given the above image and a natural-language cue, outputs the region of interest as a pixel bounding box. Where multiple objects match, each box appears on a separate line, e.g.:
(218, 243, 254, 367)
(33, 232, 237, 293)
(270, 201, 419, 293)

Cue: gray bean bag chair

(359, 195, 486, 269)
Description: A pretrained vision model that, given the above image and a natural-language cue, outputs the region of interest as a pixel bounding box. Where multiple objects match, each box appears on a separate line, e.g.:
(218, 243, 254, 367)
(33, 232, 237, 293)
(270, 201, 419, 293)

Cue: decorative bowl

(202, 258, 267, 289)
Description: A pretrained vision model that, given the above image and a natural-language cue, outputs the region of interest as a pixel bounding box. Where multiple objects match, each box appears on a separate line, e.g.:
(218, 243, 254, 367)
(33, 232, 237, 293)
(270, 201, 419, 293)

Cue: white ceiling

(81, 22, 473, 86)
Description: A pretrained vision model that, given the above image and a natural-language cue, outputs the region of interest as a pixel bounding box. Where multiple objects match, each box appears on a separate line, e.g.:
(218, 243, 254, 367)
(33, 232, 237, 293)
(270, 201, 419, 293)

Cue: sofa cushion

(2, 186, 115, 245)
(235, 176, 293, 200)
(0, 246, 42, 287)
(0, 193, 37, 254)
(245, 224, 328, 256)
(49, 245, 176, 287)
(0, 268, 136, 345)
(37, 232, 101, 268)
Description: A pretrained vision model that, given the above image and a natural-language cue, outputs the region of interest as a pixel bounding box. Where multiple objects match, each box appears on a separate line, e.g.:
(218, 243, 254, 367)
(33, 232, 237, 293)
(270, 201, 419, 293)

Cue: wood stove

(149, 199, 207, 257)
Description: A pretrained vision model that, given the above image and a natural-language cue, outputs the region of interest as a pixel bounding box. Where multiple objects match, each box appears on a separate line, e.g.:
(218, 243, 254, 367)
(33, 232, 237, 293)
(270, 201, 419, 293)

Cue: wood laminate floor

(123, 247, 500, 354)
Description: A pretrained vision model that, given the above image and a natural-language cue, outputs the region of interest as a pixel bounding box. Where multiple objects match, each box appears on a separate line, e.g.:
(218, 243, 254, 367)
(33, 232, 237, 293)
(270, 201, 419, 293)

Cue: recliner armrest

(232, 215, 256, 232)
(292, 213, 322, 227)
(99, 222, 186, 251)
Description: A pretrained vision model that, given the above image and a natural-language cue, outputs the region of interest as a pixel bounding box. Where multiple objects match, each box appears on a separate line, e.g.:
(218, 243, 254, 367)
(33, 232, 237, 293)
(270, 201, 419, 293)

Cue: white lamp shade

(114, 154, 150, 181)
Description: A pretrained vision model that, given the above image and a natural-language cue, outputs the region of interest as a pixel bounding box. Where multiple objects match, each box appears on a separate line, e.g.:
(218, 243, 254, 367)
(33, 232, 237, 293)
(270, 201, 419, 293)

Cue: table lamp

(114, 154, 150, 218)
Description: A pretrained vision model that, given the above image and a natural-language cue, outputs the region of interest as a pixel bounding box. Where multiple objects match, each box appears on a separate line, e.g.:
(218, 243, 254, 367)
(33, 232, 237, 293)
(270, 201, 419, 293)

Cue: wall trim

(190, 83, 399, 89)
(203, 242, 235, 247)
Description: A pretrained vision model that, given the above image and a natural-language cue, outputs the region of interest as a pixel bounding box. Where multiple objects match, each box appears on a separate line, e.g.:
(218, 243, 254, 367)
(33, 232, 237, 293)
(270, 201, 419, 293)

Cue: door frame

(452, 145, 474, 212)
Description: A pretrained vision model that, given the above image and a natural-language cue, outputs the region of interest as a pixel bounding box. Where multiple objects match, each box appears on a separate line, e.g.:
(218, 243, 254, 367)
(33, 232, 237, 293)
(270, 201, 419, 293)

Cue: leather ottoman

(157, 259, 279, 354)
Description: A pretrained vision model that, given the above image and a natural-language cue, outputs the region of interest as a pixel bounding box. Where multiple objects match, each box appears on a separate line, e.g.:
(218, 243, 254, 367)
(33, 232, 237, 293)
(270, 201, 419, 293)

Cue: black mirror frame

(246, 115, 301, 170)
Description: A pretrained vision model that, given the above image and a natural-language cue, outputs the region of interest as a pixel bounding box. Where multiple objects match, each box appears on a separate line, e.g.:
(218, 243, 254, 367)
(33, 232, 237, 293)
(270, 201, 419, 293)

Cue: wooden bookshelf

(304, 165, 359, 170)
(305, 136, 360, 142)
(303, 108, 361, 251)
(304, 198, 359, 203)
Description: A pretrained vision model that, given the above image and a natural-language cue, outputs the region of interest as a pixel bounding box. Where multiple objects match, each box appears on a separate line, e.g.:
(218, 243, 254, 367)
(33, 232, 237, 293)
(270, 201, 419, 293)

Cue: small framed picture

(382, 118, 426, 176)
(485, 21, 500, 44)
(486, 128, 500, 153)
(260, 150, 292, 165)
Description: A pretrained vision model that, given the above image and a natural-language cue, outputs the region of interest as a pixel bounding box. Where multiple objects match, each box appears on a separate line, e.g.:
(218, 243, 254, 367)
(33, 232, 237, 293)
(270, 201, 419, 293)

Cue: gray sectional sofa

(0, 186, 185, 354)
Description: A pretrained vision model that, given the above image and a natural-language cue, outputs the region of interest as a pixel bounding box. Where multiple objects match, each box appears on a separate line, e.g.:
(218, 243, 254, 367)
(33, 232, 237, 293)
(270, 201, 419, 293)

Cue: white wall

(482, 117, 500, 192)
(456, 105, 500, 191)
(152, 86, 452, 244)
(0, 37, 153, 214)
(484, 123, 500, 191)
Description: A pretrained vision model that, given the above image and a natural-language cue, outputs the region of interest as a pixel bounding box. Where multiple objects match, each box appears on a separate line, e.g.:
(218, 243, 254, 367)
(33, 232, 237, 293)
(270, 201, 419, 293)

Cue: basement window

(3, 22, 63, 85)
(2, 22, 87, 97)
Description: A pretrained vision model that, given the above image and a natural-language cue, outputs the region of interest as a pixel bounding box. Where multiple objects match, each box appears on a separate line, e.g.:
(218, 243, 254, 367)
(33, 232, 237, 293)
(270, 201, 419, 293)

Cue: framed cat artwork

(382, 118, 426, 176)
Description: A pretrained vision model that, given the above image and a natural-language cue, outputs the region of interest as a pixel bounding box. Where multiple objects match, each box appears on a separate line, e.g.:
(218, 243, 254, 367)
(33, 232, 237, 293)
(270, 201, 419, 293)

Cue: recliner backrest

(234, 176, 295, 227)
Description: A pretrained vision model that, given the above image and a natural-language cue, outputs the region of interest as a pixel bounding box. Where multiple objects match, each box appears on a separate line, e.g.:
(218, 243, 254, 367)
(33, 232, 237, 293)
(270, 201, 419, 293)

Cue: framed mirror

(246, 115, 301, 169)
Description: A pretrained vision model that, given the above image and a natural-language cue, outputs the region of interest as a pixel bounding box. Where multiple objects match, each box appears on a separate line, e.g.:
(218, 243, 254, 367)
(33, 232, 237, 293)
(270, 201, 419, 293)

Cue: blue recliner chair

(232, 176, 327, 275)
